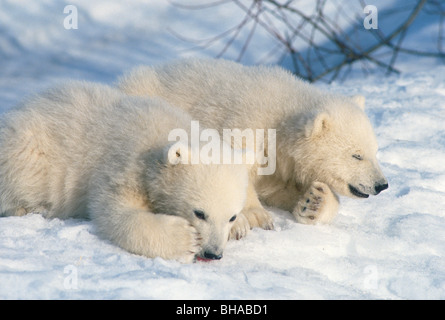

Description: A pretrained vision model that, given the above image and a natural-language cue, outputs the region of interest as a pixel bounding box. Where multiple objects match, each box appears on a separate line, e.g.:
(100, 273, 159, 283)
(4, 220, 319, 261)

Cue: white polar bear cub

(0, 81, 248, 263)
(118, 58, 388, 228)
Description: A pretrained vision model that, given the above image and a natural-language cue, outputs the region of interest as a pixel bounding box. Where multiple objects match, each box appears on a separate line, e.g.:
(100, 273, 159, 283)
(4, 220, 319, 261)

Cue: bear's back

(0, 82, 192, 218)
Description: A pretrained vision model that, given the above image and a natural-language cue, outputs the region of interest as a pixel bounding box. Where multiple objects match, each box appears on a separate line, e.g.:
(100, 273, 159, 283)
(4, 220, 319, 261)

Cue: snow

(0, 0, 444, 299)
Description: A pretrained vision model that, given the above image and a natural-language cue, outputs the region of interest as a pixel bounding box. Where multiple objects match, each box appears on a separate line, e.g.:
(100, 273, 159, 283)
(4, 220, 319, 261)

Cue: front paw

(229, 206, 274, 240)
(161, 215, 202, 263)
(229, 213, 250, 240)
(242, 206, 274, 231)
(293, 182, 339, 225)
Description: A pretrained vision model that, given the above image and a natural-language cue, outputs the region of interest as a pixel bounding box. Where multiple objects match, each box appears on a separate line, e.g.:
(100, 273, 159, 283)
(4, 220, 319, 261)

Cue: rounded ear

(164, 142, 189, 165)
(351, 95, 366, 110)
(305, 113, 330, 138)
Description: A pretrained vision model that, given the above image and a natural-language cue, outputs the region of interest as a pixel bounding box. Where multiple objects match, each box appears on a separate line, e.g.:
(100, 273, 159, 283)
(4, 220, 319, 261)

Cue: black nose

(375, 183, 389, 194)
(203, 251, 223, 260)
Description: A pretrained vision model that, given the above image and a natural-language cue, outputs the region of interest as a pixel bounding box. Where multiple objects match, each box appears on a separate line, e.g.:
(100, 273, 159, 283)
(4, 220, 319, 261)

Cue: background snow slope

(0, 0, 444, 299)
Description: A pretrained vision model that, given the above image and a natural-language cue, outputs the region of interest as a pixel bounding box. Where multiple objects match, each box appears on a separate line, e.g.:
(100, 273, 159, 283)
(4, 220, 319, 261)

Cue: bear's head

(145, 142, 248, 261)
(290, 95, 388, 199)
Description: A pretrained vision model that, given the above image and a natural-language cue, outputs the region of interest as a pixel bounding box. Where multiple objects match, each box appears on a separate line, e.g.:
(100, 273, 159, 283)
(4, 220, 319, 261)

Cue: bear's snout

(202, 251, 223, 260)
(374, 182, 389, 195)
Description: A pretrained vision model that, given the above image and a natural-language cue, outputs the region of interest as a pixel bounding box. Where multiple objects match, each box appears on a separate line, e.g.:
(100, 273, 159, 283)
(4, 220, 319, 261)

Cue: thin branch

(386, 27, 408, 75)
(216, 1, 258, 58)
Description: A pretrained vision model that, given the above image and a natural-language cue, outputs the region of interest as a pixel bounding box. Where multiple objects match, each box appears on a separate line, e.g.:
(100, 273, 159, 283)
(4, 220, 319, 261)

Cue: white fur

(0, 81, 248, 263)
(118, 58, 388, 226)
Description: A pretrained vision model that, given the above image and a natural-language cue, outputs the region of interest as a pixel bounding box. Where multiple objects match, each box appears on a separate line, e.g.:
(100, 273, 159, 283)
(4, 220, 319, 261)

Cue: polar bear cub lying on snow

(0, 82, 248, 263)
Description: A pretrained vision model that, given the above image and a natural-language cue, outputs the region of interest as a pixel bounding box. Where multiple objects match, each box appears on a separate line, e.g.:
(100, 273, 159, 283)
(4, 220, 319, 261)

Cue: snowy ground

(0, 1, 444, 299)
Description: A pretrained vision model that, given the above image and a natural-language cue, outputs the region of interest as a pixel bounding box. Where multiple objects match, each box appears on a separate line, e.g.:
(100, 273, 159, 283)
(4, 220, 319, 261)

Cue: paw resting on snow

(293, 181, 339, 225)
(229, 206, 274, 240)
(229, 213, 250, 240)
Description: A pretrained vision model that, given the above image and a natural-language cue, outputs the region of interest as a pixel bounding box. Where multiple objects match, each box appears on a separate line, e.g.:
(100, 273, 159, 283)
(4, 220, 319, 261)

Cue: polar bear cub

(0, 82, 248, 263)
(118, 58, 388, 228)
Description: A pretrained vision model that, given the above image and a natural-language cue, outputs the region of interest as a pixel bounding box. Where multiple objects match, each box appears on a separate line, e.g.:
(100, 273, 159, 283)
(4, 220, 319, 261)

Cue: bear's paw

(242, 206, 274, 231)
(293, 181, 339, 225)
(229, 213, 250, 240)
(158, 215, 203, 263)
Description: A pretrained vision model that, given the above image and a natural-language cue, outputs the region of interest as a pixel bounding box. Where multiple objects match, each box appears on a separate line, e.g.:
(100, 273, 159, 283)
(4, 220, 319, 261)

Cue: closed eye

(193, 209, 206, 220)
(352, 154, 363, 160)
(229, 215, 237, 222)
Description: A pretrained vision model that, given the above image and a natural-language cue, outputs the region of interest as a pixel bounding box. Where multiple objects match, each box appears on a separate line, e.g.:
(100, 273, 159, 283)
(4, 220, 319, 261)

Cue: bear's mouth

(196, 256, 214, 262)
(348, 184, 369, 198)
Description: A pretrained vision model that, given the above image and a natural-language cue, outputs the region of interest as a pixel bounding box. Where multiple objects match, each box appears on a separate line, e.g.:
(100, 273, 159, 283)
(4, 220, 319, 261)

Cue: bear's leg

(230, 181, 274, 240)
(92, 201, 202, 263)
(293, 181, 339, 225)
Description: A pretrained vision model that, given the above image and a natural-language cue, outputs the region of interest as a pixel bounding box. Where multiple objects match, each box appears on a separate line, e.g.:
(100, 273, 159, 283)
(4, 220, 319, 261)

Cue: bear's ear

(305, 113, 330, 138)
(351, 95, 366, 110)
(164, 142, 190, 165)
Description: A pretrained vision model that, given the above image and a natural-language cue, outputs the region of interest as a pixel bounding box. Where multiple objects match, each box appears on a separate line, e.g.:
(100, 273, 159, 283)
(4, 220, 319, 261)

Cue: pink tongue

(196, 256, 213, 262)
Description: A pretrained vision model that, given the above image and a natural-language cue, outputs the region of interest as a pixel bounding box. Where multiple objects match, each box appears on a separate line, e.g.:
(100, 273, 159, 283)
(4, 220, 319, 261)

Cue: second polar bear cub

(118, 59, 388, 230)
(0, 82, 248, 263)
